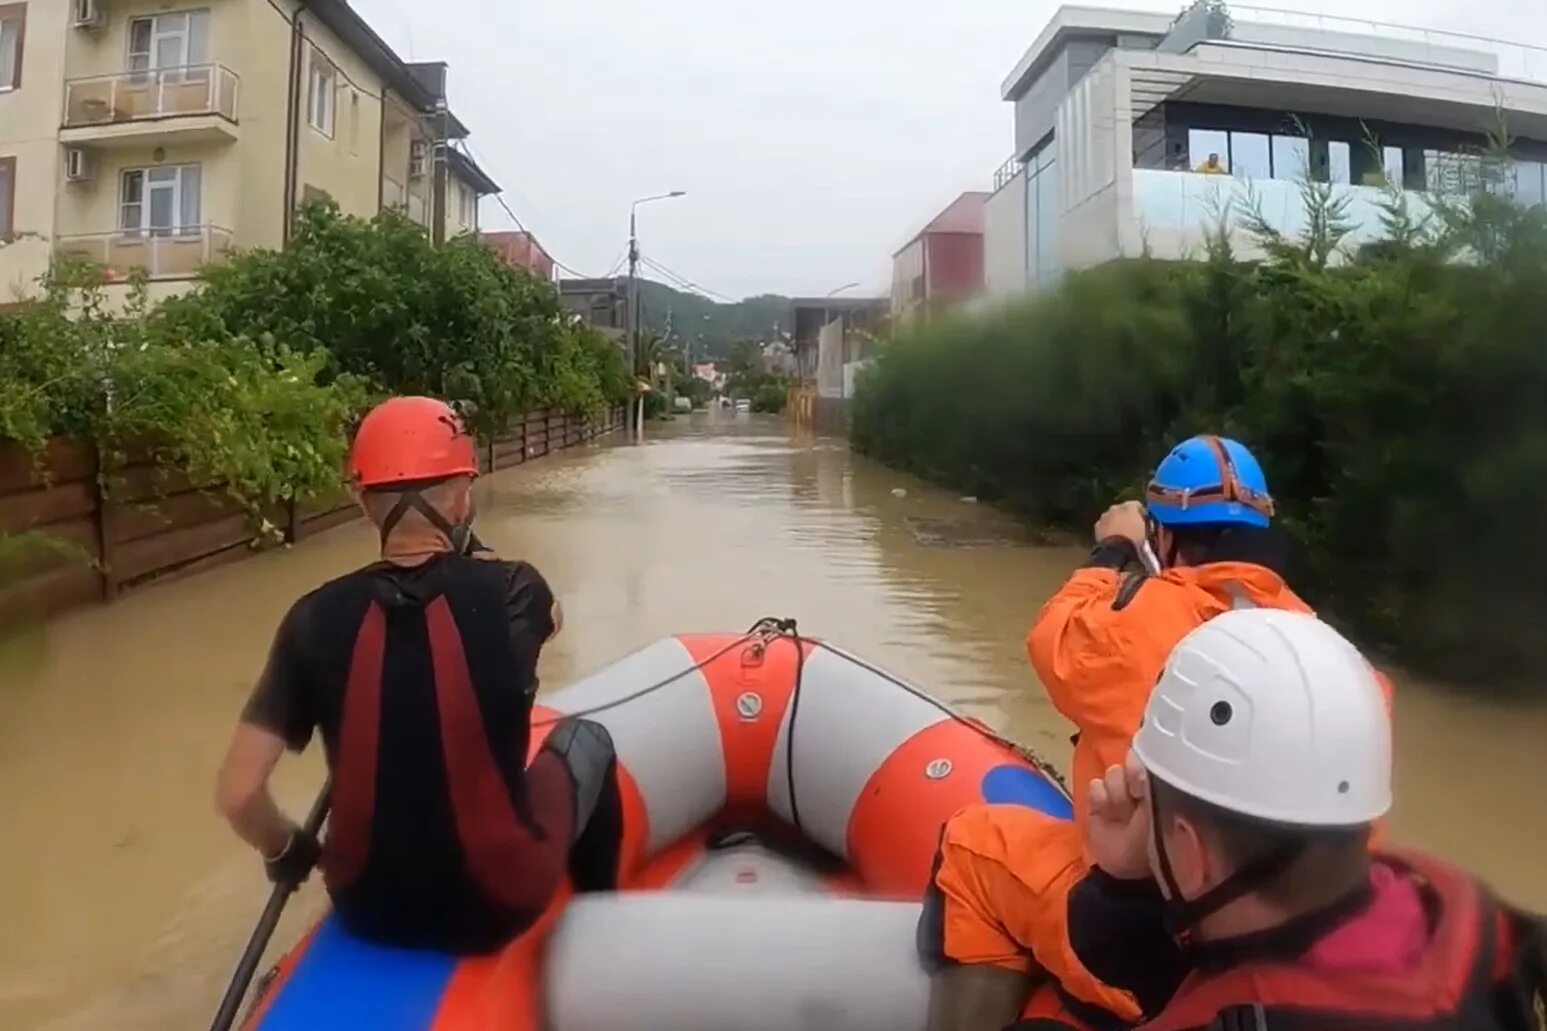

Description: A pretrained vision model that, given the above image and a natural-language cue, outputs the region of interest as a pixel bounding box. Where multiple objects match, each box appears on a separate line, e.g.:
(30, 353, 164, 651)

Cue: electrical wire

(260, 0, 401, 105)
(639, 255, 737, 303)
(263, 0, 617, 283)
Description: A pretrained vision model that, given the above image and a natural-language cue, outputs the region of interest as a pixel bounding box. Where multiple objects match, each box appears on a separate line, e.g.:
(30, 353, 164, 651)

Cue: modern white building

(983, 1, 1547, 296)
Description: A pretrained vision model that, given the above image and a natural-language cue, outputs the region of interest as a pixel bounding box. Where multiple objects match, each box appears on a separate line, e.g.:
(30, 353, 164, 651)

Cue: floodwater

(1, 410, 1543, 1029)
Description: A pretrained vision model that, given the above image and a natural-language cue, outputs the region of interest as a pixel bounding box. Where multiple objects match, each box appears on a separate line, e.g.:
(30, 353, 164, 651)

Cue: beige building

(0, 0, 498, 303)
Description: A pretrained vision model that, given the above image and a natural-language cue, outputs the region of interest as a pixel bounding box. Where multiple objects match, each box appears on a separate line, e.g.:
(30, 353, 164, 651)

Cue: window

(1023, 141, 1061, 287)
(1323, 141, 1351, 184)
(0, 4, 24, 91)
(1424, 149, 1487, 196)
(1271, 136, 1309, 180)
(1380, 146, 1404, 187)
(119, 165, 201, 238)
(458, 183, 475, 227)
(1230, 132, 1271, 180)
(0, 156, 15, 241)
(1510, 161, 1547, 209)
(307, 49, 335, 137)
(1189, 129, 1229, 173)
(127, 11, 208, 75)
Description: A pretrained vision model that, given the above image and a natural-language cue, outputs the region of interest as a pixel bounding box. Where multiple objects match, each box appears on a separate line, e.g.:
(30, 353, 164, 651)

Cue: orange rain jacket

(1029, 560, 1314, 827)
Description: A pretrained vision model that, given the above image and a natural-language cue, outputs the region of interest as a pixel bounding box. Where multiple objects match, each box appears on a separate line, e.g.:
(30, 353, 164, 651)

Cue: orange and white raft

(247, 629, 1074, 1031)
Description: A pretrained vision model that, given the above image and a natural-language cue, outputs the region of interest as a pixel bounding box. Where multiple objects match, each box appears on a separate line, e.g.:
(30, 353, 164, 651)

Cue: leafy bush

(751, 383, 788, 414)
(0, 262, 363, 521)
(853, 178, 1547, 689)
(0, 204, 630, 526)
(160, 203, 629, 436)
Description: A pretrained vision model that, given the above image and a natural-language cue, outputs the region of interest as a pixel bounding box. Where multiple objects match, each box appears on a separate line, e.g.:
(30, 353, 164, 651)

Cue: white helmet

(1133, 609, 1391, 827)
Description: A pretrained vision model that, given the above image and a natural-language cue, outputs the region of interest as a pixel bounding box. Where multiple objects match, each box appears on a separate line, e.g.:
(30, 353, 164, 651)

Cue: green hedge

(853, 185, 1547, 690)
(0, 203, 632, 523)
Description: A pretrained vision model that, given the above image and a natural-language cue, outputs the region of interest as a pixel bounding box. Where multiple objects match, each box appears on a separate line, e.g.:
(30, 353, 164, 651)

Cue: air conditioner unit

(408, 140, 429, 179)
(65, 148, 97, 183)
(71, 0, 105, 30)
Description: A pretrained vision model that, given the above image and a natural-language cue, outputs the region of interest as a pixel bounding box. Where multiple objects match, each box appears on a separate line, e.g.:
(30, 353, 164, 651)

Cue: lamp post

(628, 191, 686, 439)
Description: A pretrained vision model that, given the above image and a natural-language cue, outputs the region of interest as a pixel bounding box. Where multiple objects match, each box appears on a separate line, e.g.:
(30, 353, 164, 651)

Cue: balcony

(381, 175, 431, 227)
(60, 65, 240, 148)
(382, 175, 406, 210)
(53, 226, 235, 282)
(1131, 169, 1449, 258)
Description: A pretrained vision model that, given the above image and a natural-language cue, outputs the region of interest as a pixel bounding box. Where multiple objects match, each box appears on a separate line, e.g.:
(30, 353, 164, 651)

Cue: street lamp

(628, 191, 687, 440)
(827, 281, 862, 297)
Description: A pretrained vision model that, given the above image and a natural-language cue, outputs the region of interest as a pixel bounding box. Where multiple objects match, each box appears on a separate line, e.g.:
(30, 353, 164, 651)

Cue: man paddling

(920, 436, 1362, 1027)
(216, 396, 621, 953)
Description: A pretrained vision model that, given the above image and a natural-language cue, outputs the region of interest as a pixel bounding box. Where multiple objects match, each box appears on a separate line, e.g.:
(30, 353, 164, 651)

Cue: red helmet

(348, 397, 479, 488)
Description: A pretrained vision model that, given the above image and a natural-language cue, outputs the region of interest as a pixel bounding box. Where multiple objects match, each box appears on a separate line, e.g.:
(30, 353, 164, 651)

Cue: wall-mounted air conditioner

(409, 140, 429, 179)
(65, 148, 97, 183)
(71, 0, 105, 30)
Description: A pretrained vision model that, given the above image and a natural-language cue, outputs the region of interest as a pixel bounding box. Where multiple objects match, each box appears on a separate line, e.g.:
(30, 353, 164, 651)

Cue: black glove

(264, 827, 322, 886)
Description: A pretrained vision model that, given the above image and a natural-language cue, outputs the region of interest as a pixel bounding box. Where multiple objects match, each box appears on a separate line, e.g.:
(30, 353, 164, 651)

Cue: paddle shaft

(209, 785, 332, 1031)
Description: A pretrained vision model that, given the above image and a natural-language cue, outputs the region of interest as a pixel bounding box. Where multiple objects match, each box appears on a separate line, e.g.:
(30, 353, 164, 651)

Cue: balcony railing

(1131, 169, 1472, 259)
(53, 225, 235, 281)
(993, 155, 1025, 191)
(1166, 1, 1547, 85)
(63, 65, 240, 129)
(382, 175, 406, 210)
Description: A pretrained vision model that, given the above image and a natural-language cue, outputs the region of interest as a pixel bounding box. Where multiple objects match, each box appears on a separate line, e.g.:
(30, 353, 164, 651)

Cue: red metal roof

(894, 192, 990, 255)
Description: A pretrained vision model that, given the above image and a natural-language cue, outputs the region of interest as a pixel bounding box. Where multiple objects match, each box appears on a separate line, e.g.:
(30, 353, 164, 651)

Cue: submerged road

(2, 410, 1543, 1028)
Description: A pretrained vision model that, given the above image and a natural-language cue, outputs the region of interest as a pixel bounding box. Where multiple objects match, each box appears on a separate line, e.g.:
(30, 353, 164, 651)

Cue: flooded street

(2, 411, 1544, 1029)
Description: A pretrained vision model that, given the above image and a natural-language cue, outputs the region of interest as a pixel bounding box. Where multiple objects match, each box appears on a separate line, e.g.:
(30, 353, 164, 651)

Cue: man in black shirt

(215, 396, 620, 953)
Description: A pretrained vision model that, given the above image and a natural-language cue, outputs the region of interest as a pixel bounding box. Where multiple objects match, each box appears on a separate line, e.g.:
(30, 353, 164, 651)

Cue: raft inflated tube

(250, 631, 1073, 1030)
(533, 633, 1072, 894)
(545, 895, 928, 1031)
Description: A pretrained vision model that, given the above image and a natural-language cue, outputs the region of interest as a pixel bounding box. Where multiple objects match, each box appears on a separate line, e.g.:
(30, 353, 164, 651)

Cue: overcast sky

(349, 0, 1544, 300)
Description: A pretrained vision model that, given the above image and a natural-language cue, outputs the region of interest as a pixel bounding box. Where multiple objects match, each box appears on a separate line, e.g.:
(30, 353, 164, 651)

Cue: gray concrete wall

(983, 168, 1029, 298)
(816, 318, 845, 399)
(1014, 39, 1111, 159)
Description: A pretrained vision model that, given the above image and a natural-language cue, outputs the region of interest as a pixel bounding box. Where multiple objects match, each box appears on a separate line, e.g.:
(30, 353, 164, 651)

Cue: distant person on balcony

(216, 396, 622, 954)
(1196, 152, 1227, 175)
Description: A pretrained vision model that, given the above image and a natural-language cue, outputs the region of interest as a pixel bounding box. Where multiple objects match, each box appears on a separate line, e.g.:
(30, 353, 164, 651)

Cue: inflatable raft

(246, 623, 1073, 1031)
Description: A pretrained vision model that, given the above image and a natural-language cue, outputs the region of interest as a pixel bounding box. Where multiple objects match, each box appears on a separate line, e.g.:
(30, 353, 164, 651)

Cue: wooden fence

(0, 406, 625, 624)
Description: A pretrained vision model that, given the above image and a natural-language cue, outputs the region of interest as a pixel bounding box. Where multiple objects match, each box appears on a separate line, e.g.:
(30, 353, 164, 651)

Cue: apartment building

(983, 2, 1547, 295)
(0, 0, 499, 302)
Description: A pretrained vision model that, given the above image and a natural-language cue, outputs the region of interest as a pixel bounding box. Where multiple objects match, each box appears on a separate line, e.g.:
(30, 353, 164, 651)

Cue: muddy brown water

(1, 411, 1542, 1029)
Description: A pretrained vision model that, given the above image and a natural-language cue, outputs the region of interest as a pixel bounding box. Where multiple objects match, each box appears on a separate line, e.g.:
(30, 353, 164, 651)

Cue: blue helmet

(1146, 435, 1274, 529)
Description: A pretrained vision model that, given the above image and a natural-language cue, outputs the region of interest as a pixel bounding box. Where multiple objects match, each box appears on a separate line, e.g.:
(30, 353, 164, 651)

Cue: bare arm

(215, 723, 295, 858)
(550, 597, 564, 640)
(926, 966, 1034, 1031)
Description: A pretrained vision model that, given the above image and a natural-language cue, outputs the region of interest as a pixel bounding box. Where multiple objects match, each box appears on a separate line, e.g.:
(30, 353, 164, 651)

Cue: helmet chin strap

(1150, 793, 1305, 941)
(377, 491, 474, 555)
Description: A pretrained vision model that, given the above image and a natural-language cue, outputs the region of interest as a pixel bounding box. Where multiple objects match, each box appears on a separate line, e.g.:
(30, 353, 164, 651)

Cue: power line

(454, 140, 615, 281)
(639, 255, 736, 303)
(260, 0, 399, 105)
(263, 0, 615, 283)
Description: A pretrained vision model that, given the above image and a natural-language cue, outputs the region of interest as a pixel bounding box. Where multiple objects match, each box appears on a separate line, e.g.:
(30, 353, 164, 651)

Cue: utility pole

(431, 97, 449, 247)
(627, 207, 640, 438)
(625, 191, 687, 440)
(663, 306, 675, 413)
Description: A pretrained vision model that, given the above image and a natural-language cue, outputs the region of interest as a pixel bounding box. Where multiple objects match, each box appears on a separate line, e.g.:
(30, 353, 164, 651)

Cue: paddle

(209, 785, 332, 1031)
